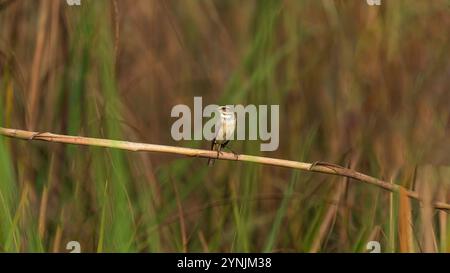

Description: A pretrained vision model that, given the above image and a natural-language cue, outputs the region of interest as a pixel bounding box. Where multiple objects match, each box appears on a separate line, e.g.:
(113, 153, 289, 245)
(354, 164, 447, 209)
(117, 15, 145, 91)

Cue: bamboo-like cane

(0, 126, 449, 211)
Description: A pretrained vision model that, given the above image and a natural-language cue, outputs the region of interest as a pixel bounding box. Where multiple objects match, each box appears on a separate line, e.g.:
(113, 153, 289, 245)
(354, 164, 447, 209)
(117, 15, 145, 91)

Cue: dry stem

(1, 127, 449, 211)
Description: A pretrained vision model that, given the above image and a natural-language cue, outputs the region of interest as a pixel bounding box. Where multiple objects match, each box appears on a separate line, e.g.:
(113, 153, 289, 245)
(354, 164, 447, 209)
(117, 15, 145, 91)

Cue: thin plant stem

(1, 126, 449, 211)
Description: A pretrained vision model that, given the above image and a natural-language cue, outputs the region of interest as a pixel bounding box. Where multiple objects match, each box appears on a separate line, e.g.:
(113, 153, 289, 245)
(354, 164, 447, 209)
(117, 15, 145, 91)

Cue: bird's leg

(216, 144, 222, 159)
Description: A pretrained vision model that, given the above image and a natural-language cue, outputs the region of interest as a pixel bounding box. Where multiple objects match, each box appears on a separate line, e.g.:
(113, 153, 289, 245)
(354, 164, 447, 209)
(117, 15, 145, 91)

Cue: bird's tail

(207, 157, 215, 166)
(207, 142, 219, 166)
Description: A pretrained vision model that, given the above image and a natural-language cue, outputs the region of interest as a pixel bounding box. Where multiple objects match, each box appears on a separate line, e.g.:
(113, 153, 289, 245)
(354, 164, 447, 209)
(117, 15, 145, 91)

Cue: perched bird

(208, 106, 236, 166)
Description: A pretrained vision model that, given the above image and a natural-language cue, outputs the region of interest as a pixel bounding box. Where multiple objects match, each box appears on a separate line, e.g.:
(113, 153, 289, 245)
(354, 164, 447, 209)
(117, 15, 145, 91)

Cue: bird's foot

(223, 147, 239, 160)
(231, 150, 239, 160)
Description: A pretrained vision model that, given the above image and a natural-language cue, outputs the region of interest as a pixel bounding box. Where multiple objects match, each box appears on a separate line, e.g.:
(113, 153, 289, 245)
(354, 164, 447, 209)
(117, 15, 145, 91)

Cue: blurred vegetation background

(0, 0, 449, 252)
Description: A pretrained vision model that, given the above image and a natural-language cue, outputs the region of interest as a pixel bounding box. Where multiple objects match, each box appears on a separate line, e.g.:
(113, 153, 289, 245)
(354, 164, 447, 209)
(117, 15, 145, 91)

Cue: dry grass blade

(418, 166, 437, 252)
(398, 187, 413, 252)
(438, 181, 448, 252)
(27, 1, 49, 130)
(38, 186, 49, 239)
(310, 182, 344, 252)
(171, 178, 187, 253)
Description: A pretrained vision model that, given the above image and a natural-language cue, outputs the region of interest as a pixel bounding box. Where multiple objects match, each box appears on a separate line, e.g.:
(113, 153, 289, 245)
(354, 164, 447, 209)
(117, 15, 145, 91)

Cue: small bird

(208, 106, 236, 166)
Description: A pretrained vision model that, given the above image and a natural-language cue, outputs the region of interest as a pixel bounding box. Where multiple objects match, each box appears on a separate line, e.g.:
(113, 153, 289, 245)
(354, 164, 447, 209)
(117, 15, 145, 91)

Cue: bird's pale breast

(215, 115, 236, 144)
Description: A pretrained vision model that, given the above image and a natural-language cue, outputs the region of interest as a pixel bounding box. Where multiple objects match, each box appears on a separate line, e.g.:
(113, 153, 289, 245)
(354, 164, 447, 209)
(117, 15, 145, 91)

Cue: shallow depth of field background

(0, 0, 449, 252)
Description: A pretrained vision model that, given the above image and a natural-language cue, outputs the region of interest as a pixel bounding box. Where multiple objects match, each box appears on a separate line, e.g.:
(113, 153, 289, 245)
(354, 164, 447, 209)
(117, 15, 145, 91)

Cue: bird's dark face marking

(218, 106, 233, 114)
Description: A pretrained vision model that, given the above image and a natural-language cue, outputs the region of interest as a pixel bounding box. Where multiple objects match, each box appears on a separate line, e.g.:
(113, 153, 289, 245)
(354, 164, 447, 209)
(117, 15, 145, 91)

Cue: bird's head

(217, 105, 234, 118)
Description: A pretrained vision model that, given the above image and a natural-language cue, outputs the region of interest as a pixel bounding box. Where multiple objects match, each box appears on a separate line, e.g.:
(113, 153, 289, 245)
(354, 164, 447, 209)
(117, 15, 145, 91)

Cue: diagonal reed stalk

(1, 126, 449, 211)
